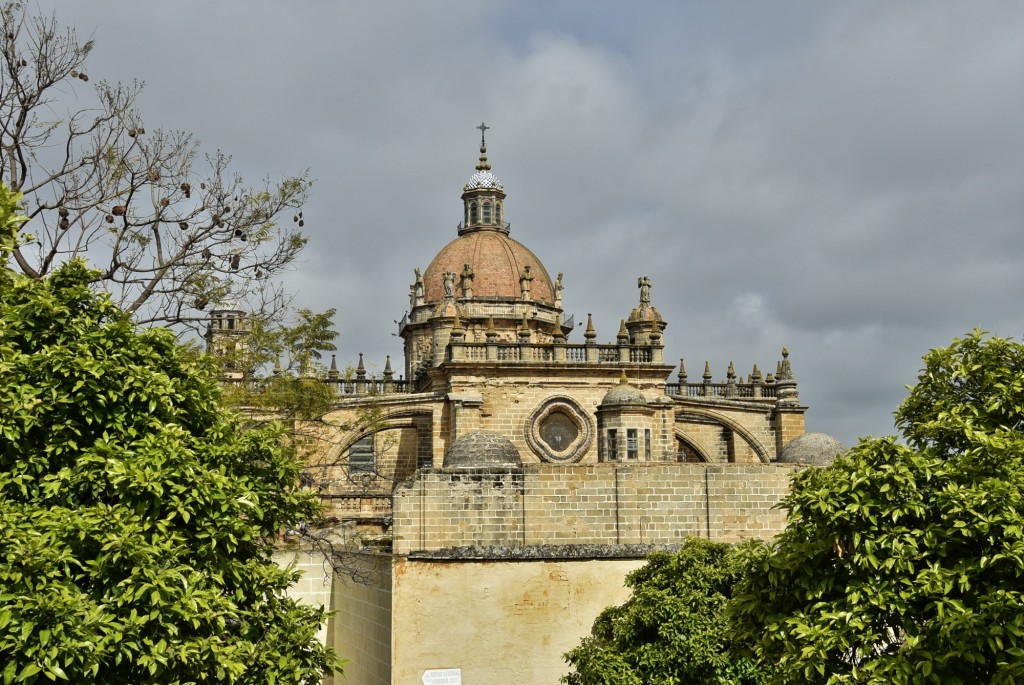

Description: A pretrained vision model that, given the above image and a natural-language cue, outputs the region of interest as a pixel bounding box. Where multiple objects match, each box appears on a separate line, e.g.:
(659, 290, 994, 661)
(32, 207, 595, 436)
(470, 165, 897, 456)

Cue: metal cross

(477, 121, 489, 146)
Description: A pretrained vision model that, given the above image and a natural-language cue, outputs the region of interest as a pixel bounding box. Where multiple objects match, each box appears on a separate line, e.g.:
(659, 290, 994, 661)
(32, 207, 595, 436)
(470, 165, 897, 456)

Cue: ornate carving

(524, 396, 593, 463)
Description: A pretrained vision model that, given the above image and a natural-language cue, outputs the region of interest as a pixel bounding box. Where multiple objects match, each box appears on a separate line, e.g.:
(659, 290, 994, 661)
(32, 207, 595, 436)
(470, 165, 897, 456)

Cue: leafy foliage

(0, 2, 311, 332)
(0, 236, 339, 682)
(896, 329, 1024, 458)
(563, 538, 772, 685)
(218, 307, 339, 416)
(732, 331, 1024, 684)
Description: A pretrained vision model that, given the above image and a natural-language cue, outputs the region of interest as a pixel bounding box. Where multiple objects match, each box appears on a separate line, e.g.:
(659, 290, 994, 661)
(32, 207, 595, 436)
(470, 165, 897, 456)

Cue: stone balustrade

(446, 341, 663, 365)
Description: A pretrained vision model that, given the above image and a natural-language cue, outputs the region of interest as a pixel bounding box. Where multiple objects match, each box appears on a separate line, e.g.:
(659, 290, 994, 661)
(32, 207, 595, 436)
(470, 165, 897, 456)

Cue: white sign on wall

(422, 668, 462, 685)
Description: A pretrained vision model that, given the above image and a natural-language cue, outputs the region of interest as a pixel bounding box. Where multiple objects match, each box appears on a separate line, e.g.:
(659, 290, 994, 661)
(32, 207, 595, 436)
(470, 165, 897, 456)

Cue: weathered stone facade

(217, 132, 833, 684)
(392, 463, 798, 553)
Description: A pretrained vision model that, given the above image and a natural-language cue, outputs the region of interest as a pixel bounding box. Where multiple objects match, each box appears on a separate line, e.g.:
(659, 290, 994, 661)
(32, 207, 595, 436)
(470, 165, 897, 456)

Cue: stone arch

(330, 408, 435, 482)
(673, 433, 712, 463)
(674, 409, 772, 464)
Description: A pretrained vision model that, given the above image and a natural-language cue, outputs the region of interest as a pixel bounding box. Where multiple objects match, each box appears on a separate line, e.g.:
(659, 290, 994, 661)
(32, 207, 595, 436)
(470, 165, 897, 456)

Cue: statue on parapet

(638, 275, 651, 305)
(442, 271, 456, 299)
(519, 265, 534, 300)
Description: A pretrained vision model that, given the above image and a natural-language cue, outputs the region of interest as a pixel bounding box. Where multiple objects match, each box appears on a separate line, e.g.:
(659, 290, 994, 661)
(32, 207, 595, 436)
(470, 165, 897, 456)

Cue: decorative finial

(584, 313, 597, 341)
(703, 361, 713, 383)
(475, 122, 491, 171)
(778, 347, 795, 382)
(356, 352, 366, 379)
(384, 355, 394, 378)
(727, 361, 736, 380)
(328, 353, 339, 379)
(518, 313, 531, 341)
(619, 370, 629, 385)
(776, 347, 799, 405)
(678, 358, 688, 383)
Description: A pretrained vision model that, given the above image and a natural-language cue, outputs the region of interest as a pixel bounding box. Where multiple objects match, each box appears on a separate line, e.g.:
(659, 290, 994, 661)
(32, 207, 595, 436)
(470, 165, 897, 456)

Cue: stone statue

(554, 272, 564, 307)
(519, 265, 533, 300)
(460, 263, 474, 298)
(442, 271, 456, 299)
(638, 275, 651, 306)
(413, 268, 424, 306)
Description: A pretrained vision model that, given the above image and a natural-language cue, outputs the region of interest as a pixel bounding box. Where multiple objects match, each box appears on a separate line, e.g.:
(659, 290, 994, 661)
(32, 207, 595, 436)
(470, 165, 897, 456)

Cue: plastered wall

(390, 557, 645, 685)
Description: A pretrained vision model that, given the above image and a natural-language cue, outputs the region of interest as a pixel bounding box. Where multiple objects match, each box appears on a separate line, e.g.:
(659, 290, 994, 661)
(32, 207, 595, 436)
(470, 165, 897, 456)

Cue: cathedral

(209, 128, 840, 685)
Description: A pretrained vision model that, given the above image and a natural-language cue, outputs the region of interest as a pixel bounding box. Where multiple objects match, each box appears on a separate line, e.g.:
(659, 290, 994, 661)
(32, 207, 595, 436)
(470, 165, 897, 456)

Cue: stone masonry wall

(392, 463, 799, 555)
(272, 549, 335, 684)
(329, 553, 392, 685)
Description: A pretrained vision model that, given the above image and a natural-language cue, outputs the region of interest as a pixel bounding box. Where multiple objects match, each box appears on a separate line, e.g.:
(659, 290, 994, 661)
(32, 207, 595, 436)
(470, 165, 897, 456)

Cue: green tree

(0, 2, 311, 332)
(563, 538, 772, 685)
(732, 331, 1024, 684)
(218, 307, 339, 419)
(0, 186, 339, 683)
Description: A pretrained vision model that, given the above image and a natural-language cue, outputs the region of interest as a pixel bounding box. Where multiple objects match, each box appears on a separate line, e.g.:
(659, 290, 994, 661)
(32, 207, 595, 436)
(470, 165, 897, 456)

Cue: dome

(628, 304, 663, 323)
(465, 170, 503, 191)
(779, 432, 845, 467)
(443, 430, 522, 470)
(422, 231, 555, 304)
(600, 376, 647, 407)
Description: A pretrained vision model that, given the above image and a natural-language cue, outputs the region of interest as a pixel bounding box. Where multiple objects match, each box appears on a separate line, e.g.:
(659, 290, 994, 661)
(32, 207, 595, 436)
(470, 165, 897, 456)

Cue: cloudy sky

(35, 1, 1024, 447)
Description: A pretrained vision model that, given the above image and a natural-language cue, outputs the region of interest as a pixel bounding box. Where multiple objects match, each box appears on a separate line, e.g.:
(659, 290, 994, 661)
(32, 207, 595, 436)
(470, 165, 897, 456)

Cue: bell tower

(205, 304, 249, 383)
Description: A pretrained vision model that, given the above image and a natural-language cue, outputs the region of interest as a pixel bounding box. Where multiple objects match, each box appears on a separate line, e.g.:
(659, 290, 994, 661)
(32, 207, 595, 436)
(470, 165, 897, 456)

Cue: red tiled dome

(422, 229, 555, 304)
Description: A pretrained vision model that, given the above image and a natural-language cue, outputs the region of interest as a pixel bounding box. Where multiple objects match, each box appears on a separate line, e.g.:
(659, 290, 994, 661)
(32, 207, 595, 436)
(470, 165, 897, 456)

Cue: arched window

(349, 435, 375, 474)
(482, 201, 492, 224)
(495, 202, 501, 225)
(469, 202, 478, 224)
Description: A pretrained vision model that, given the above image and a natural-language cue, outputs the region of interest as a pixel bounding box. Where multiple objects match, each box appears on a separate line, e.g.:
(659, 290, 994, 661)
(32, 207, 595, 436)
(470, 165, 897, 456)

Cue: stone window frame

(606, 429, 618, 461)
(626, 428, 638, 460)
(524, 395, 594, 464)
(348, 435, 375, 474)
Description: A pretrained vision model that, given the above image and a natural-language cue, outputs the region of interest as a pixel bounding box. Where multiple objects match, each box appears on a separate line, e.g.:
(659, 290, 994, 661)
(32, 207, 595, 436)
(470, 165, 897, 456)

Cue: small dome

(600, 377, 647, 407)
(443, 430, 522, 470)
(464, 170, 503, 191)
(628, 304, 663, 323)
(779, 432, 845, 467)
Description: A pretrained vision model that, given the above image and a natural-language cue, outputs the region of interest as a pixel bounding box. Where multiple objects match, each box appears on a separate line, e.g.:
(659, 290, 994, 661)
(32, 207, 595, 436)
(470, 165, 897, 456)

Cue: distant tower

(205, 304, 249, 383)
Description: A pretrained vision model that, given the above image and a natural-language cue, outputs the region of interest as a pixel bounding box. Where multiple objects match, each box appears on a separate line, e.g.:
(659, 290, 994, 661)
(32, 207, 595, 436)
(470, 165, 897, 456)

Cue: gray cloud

(34, 1, 1024, 446)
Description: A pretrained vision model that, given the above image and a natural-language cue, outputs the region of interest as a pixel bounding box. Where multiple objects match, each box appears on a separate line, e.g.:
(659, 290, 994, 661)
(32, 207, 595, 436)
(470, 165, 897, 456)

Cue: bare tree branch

(0, 2, 312, 334)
